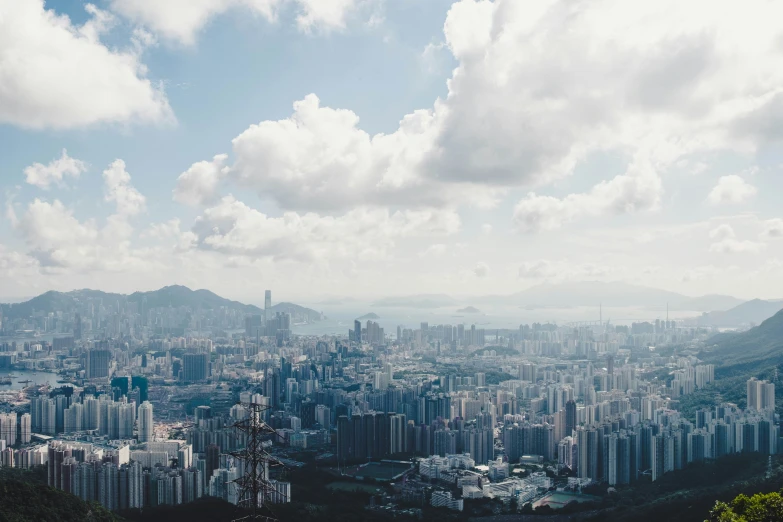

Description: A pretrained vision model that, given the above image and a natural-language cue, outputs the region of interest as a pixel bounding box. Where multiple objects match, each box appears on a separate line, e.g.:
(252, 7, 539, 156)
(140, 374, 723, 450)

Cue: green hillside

(0, 473, 119, 522)
(127, 285, 261, 313)
(701, 309, 783, 372)
(0, 286, 324, 323)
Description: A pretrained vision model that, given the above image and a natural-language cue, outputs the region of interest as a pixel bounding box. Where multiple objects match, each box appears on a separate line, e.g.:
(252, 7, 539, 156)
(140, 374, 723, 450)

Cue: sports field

(532, 491, 601, 509)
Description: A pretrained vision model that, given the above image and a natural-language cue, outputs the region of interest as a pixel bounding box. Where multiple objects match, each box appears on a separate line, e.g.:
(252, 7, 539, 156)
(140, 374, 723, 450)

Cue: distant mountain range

(481, 281, 745, 311)
(371, 294, 458, 308)
(0, 285, 323, 322)
(695, 299, 783, 328)
(702, 308, 783, 368)
(371, 282, 746, 311)
(356, 313, 380, 321)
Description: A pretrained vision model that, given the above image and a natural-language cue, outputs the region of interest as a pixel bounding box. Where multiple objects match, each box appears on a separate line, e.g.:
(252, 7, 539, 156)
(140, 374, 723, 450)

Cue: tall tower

(138, 401, 154, 443)
(264, 290, 272, 324)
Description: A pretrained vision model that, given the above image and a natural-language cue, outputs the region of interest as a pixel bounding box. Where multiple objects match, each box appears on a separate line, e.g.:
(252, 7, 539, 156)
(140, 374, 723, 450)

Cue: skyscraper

(747, 377, 775, 411)
(74, 313, 82, 341)
(183, 353, 209, 382)
(264, 290, 272, 323)
(353, 319, 362, 343)
(565, 399, 577, 437)
(86, 349, 111, 379)
(138, 401, 154, 443)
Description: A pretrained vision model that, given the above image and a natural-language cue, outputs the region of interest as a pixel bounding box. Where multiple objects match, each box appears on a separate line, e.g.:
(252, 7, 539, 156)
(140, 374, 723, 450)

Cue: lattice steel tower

(230, 402, 283, 522)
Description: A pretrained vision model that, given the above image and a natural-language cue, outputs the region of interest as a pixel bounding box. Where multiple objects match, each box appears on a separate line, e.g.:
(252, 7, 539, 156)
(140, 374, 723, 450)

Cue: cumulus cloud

(473, 262, 489, 278)
(682, 264, 729, 282)
(518, 259, 611, 281)
(708, 224, 765, 253)
(0, 0, 172, 129)
(15, 199, 133, 271)
(110, 0, 369, 45)
(192, 196, 460, 262)
(294, 0, 365, 33)
(419, 244, 447, 258)
(513, 161, 662, 232)
(103, 160, 146, 216)
(176, 0, 783, 226)
(173, 154, 230, 206)
(761, 218, 783, 239)
(707, 174, 757, 205)
(23, 150, 86, 189)
(221, 93, 474, 212)
(481, 224, 493, 235)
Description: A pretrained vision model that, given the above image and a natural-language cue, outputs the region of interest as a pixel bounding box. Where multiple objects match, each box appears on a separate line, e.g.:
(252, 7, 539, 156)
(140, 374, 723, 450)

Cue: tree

(707, 491, 783, 522)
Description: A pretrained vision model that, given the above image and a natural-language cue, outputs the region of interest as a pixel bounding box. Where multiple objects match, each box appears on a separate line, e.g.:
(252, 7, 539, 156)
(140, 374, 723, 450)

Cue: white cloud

(518, 259, 611, 281)
(0, 0, 172, 129)
(419, 244, 447, 258)
(707, 174, 757, 205)
(708, 224, 765, 253)
(295, 0, 362, 33)
(110, 0, 369, 45)
(682, 264, 730, 282)
(179, 0, 783, 224)
(173, 154, 230, 206)
(103, 160, 146, 216)
(473, 262, 489, 278)
(23, 150, 87, 189)
(192, 196, 460, 262)
(110, 0, 281, 45)
(481, 224, 493, 235)
(512, 160, 662, 232)
(197, 93, 501, 213)
(761, 218, 783, 239)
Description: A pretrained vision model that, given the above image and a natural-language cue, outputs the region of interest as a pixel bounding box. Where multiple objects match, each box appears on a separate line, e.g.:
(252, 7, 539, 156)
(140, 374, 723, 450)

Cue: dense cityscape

(0, 286, 780, 518)
(4, 0, 783, 520)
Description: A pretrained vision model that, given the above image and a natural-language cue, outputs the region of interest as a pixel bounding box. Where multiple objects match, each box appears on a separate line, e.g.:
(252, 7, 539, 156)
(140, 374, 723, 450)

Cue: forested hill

(0, 285, 323, 322)
(0, 472, 118, 521)
(701, 308, 783, 369)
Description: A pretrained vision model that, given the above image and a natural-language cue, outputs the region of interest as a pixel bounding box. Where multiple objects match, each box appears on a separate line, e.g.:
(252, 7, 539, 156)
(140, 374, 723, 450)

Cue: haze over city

(3, 1, 783, 521)
(3, 0, 783, 305)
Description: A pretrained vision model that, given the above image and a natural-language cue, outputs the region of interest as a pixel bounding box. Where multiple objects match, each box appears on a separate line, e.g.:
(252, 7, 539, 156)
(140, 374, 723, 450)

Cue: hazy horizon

(2, 0, 783, 303)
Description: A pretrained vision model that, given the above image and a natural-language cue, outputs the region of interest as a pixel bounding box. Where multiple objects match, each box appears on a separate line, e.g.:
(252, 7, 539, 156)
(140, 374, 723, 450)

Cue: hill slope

(478, 281, 741, 310)
(0, 286, 322, 322)
(701, 308, 783, 369)
(697, 299, 783, 327)
(127, 285, 261, 313)
(0, 476, 119, 522)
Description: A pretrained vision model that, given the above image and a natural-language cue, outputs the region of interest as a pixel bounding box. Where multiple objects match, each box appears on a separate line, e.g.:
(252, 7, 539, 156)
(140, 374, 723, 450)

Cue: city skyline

(3, 0, 783, 302)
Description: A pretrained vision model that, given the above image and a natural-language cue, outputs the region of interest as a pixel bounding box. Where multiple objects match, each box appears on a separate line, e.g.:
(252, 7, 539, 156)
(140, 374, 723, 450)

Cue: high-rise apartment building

(138, 401, 154, 443)
(86, 349, 111, 379)
(747, 377, 775, 411)
(182, 353, 209, 382)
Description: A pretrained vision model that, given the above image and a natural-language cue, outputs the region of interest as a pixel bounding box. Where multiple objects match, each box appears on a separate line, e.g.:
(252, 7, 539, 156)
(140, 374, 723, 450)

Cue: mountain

(478, 281, 731, 310)
(356, 312, 380, 320)
(128, 285, 261, 313)
(0, 473, 118, 521)
(0, 286, 323, 322)
(697, 299, 783, 328)
(0, 289, 125, 320)
(701, 308, 783, 367)
(270, 302, 324, 323)
(678, 294, 745, 312)
(371, 294, 458, 308)
(456, 306, 482, 314)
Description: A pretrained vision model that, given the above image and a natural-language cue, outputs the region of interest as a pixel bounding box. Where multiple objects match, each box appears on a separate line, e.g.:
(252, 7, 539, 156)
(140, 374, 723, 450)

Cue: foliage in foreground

(707, 490, 783, 522)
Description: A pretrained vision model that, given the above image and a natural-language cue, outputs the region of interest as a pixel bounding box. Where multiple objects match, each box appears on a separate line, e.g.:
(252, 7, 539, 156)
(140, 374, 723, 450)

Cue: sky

(2, 0, 783, 304)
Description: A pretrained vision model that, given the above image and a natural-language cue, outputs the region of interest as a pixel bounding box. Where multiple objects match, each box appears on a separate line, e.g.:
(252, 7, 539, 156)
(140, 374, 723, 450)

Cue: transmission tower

(230, 402, 284, 522)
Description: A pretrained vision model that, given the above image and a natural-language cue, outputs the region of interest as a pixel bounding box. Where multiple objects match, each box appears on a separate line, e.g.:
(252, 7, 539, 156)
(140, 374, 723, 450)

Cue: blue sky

(2, 0, 783, 304)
